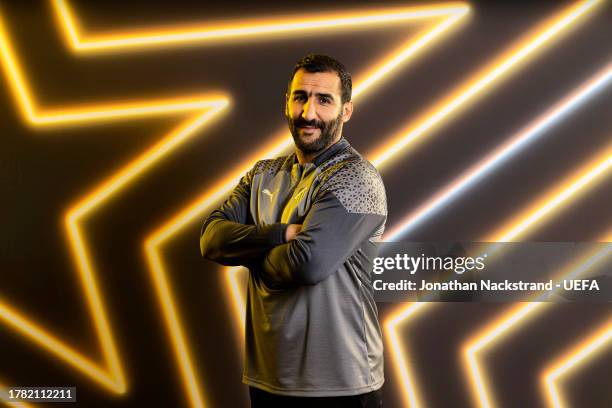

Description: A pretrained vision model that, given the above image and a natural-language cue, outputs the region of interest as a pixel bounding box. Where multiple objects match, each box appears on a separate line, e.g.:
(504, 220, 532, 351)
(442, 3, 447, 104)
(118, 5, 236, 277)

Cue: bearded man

(200, 53, 387, 408)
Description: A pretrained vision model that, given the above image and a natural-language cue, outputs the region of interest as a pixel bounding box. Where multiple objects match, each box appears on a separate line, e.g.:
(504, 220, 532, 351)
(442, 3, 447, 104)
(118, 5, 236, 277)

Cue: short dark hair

(287, 53, 352, 103)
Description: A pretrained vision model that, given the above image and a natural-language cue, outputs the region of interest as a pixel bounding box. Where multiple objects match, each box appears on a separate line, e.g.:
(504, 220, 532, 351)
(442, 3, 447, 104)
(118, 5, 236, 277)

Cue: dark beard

(287, 112, 343, 154)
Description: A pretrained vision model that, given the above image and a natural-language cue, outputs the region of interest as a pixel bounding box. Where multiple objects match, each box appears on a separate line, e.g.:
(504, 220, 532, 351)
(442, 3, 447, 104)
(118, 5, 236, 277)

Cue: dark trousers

(249, 386, 383, 408)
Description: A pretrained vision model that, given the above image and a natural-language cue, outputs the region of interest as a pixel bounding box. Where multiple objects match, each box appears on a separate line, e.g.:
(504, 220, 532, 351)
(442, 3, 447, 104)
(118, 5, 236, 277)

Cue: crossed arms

(200, 163, 386, 285)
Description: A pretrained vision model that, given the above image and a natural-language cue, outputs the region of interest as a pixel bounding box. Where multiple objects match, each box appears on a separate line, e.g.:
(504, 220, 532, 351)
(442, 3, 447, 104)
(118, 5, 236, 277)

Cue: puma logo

(262, 189, 274, 199)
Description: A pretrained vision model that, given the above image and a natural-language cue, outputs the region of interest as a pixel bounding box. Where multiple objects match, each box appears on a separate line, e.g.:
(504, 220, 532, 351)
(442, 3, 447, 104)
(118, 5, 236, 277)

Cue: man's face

(286, 69, 353, 154)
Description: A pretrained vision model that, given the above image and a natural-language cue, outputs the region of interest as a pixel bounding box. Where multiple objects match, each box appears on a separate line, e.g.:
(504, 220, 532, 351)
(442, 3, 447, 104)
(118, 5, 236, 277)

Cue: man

(200, 54, 387, 407)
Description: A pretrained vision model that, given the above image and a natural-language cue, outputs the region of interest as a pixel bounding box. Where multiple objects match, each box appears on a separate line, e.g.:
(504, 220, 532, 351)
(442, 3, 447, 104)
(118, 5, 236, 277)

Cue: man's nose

(301, 99, 317, 121)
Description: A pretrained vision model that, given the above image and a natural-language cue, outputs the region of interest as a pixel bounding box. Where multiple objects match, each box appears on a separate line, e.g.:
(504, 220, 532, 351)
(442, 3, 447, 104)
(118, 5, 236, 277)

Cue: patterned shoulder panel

(252, 155, 293, 177)
(319, 158, 387, 216)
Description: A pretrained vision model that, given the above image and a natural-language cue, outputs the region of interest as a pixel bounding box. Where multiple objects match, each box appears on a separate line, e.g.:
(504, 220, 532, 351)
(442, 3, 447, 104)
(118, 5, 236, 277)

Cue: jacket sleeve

(259, 161, 387, 285)
(200, 161, 289, 266)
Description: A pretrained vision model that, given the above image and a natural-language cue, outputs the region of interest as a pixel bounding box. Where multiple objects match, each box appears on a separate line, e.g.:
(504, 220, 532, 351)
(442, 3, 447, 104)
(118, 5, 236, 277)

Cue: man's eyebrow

(291, 90, 335, 101)
(316, 92, 335, 101)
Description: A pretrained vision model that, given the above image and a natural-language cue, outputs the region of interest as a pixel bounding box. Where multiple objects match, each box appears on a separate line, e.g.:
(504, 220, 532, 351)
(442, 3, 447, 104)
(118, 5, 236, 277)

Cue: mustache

(293, 117, 325, 129)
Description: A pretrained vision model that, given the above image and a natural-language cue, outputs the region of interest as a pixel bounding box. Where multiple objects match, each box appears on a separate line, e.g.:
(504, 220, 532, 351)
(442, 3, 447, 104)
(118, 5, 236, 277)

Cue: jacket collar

(311, 137, 350, 166)
(284, 137, 350, 170)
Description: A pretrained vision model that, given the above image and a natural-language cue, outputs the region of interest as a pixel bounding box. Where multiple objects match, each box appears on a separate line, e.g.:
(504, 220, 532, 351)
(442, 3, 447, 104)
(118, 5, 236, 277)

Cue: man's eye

(293, 95, 306, 101)
(319, 97, 330, 104)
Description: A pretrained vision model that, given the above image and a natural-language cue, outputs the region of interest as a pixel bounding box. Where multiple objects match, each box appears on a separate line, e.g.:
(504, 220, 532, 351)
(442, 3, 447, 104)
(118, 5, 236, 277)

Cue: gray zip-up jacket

(200, 137, 387, 396)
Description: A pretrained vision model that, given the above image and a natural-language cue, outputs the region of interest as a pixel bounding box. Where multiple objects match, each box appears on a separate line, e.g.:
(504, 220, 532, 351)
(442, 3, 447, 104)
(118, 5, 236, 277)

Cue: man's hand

(285, 224, 302, 241)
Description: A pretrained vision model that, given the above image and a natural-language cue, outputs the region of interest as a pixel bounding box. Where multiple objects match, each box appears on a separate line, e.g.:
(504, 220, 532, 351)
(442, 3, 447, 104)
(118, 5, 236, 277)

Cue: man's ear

(285, 93, 289, 117)
(342, 101, 354, 123)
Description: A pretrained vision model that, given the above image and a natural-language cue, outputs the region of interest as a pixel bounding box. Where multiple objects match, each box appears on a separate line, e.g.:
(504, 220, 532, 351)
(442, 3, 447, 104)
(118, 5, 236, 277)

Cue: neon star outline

(384, 62, 612, 240)
(0, 9, 229, 397)
(464, 227, 612, 408)
(0, 378, 32, 408)
(382, 74, 612, 404)
(542, 316, 612, 408)
(219, 0, 606, 406)
(392, 144, 612, 407)
(52, 0, 469, 53)
(377, 1, 605, 405)
(50, 0, 604, 407)
(48, 1, 474, 406)
(405, 142, 612, 408)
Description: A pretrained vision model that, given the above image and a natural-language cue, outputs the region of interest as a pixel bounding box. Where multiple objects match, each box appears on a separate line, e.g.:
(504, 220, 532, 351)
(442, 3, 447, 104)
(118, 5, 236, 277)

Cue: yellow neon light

(542, 317, 612, 408)
(0, 299, 121, 392)
(225, 0, 604, 312)
(0, 9, 228, 398)
(464, 302, 542, 408)
(369, 1, 606, 405)
(58, 2, 590, 404)
(52, 0, 469, 52)
(230, 131, 612, 407)
(463, 228, 612, 408)
(489, 144, 612, 242)
(385, 303, 430, 407)
(370, 0, 602, 171)
(0, 379, 33, 408)
(384, 62, 612, 240)
(135, 5, 471, 408)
